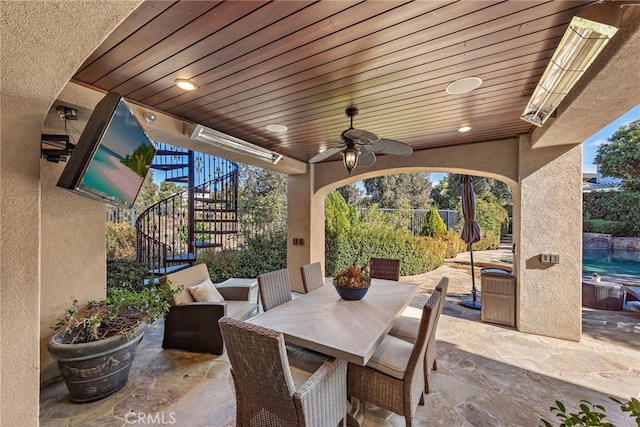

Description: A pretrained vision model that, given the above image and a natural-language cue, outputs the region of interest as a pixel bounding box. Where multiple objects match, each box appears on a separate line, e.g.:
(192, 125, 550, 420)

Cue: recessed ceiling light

(266, 124, 288, 133)
(446, 77, 483, 95)
(175, 79, 198, 91)
(458, 126, 472, 133)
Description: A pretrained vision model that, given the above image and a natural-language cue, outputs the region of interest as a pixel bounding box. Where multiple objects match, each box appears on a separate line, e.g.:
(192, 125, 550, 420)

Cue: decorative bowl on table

(333, 263, 371, 301)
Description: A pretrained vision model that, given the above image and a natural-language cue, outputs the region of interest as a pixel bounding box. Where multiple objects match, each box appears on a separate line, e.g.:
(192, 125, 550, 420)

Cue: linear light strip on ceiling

(521, 4, 622, 127)
(190, 124, 283, 164)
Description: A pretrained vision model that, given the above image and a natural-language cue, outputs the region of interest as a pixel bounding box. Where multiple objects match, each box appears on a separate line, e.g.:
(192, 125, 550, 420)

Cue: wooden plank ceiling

(72, 0, 598, 164)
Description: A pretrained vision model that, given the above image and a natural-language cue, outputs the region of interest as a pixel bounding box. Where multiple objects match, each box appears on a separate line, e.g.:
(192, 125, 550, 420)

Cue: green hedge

(583, 191, 640, 236)
(325, 191, 444, 277)
(583, 219, 627, 235)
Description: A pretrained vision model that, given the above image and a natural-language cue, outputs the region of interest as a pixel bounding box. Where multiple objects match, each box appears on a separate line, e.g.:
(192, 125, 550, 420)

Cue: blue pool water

(582, 248, 640, 283)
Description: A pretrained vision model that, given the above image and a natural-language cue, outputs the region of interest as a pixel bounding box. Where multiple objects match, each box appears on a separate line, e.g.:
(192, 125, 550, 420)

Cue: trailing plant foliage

(540, 397, 640, 427)
(52, 280, 180, 344)
(583, 191, 640, 237)
(106, 222, 136, 260)
(106, 259, 154, 293)
(420, 207, 447, 237)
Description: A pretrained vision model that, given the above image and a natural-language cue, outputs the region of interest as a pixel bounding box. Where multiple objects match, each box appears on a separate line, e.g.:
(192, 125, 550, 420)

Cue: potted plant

(47, 279, 180, 403)
(333, 263, 371, 300)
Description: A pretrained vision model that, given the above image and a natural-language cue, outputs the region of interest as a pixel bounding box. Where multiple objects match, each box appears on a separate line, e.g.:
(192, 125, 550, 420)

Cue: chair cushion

(226, 300, 251, 320)
(388, 315, 419, 343)
(189, 278, 225, 303)
(366, 334, 413, 380)
(287, 346, 328, 389)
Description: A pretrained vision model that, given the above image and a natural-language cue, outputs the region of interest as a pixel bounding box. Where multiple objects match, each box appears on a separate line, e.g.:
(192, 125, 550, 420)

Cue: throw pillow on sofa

(189, 278, 225, 303)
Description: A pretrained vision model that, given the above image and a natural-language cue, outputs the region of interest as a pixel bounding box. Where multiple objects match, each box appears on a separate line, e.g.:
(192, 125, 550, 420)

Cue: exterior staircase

(136, 143, 239, 276)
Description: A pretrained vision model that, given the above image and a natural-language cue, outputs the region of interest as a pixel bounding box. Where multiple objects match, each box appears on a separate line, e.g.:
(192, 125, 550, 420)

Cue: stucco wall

(0, 1, 142, 425)
(39, 141, 107, 386)
(515, 136, 582, 341)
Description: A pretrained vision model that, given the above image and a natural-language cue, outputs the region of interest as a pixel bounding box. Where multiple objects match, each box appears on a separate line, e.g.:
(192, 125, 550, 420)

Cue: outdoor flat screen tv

(57, 92, 156, 207)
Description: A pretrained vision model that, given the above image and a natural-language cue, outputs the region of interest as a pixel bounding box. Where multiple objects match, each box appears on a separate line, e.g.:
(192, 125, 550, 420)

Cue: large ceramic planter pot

(47, 323, 145, 403)
(333, 284, 370, 301)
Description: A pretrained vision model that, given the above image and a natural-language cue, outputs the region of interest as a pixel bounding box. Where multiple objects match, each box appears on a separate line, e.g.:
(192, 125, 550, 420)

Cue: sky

(581, 104, 640, 174)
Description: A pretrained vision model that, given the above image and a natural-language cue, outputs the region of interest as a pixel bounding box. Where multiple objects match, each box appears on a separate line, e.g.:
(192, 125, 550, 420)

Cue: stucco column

(514, 135, 582, 341)
(0, 2, 141, 424)
(287, 165, 327, 293)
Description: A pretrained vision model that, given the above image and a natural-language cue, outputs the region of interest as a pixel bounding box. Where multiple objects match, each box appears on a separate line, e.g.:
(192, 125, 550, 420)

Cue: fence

(358, 208, 459, 235)
(108, 205, 458, 238)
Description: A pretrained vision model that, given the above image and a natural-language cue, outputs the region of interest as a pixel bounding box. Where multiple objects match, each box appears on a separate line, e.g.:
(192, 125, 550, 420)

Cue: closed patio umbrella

(460, 175, 482, 310)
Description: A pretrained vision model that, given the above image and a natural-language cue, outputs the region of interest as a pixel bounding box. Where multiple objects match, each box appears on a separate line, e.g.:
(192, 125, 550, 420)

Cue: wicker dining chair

(347, 291, 441, 427)
(300, 262, 325, 293)
(219, 316, 348, 427)
(388, 277, 449, 393)
(369, 257, 401, 281)
(257, 268, 292, 311)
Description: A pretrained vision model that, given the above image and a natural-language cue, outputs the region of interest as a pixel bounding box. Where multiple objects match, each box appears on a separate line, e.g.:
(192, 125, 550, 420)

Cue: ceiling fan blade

(378, 139, 413, 156)
(309, 146, 344, 163)
(357, 150, 376, 167)
(343, 128, 379, 145)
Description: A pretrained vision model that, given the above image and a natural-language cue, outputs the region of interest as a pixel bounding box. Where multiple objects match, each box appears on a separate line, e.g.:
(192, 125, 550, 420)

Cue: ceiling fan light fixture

(446, 77, 483, 95)
(520, 3, 621, 127)
(175, 78, 198, 91)
(342, 147, 359, 175)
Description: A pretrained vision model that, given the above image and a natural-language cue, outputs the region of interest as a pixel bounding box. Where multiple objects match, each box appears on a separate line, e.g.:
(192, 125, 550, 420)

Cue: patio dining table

(248, 278, 419, 366)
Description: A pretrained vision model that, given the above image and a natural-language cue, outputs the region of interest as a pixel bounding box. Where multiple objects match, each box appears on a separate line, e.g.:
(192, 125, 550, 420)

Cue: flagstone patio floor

(40, 251, 640, 426)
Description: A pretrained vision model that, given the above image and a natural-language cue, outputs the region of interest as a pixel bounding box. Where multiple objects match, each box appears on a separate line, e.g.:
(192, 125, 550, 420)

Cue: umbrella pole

(470, 242, 476, 302)
(460, 242, 481, 310)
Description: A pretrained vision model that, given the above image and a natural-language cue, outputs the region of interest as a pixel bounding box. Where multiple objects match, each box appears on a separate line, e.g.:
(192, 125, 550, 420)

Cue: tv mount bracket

(41, 134, 76, 163)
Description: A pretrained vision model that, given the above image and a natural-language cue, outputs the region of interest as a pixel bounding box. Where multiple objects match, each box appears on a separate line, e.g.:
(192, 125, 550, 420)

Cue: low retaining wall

(612, 237, 640, 252)
(583, 233, 612, 249)
(583, 233, 640, 251)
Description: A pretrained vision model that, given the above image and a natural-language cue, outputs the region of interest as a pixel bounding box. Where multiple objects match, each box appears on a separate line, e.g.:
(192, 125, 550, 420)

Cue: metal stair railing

(136, 144, 238, 275)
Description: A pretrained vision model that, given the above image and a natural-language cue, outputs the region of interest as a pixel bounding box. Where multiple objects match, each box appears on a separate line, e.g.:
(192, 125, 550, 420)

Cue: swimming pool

(583, 248, 640, 283)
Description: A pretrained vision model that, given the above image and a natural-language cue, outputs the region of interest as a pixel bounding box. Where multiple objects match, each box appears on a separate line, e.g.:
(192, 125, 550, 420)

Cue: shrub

(583, 219, 627, 235)
(439, 230, 467, 258)
(420, 207, 447, 237)
(106, 222, 136, 260)
(475, 195, 508, 238)
(325, 191, 451, 277)
(106, 258, 154, 293)
(196, 249, 239, 283)
(583, 191, 640, 237)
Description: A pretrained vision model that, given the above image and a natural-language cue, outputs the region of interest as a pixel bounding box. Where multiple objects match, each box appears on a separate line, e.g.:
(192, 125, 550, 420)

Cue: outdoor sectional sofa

(161, 263, 255, 354)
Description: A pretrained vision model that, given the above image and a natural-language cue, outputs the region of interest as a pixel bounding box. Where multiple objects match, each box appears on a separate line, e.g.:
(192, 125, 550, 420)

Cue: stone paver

(40, 250, 640, 427)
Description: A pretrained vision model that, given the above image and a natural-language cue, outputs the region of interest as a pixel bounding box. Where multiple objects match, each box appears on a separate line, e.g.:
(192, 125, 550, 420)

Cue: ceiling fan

(309, 107, 413, 174)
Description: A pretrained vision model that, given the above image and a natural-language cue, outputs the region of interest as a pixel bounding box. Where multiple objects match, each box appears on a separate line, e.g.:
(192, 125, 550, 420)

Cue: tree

(363, 173, 431, 209)
(238, 164, 287, 206)
(157, 181, 185, 201)
(135, 170, 158, 207)
(594, 119, 640, 191)
(430, 174, 512, 209)
(336, 183, 363, 206)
